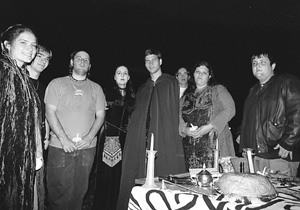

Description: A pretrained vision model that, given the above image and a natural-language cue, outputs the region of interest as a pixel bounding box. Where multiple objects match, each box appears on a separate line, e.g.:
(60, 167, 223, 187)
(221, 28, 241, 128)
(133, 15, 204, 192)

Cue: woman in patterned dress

(179, 61, 236, 169)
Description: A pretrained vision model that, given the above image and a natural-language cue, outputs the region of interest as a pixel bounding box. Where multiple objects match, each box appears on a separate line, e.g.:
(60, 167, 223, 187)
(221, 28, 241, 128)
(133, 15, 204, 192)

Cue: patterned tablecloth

(129, 177, 300, 210)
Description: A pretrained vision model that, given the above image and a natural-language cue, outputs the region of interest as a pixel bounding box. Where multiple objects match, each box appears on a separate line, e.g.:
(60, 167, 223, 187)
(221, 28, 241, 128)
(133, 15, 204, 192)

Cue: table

(129, 176, 300, 210)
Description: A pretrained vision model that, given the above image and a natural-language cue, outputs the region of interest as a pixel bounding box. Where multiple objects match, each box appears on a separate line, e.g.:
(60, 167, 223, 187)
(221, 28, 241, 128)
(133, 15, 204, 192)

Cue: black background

(1, 0, 300, 148)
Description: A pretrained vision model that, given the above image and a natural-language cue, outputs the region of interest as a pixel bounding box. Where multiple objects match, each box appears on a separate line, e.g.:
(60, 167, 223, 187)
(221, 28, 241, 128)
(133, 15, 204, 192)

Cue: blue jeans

(47, 146, 96, 210)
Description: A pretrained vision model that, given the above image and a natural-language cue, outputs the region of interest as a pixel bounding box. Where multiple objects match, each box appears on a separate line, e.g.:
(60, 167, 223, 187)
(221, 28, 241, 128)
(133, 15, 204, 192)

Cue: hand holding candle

(72, 133, 82, 143)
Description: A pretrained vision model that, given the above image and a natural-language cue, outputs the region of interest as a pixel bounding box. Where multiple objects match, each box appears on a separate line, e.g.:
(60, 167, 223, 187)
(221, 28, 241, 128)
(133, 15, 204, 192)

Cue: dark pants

(47, 146, 96, 210)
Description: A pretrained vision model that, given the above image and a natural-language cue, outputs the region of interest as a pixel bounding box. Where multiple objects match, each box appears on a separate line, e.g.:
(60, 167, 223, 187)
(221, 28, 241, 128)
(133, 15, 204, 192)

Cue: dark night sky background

(1, 0, 300, 140)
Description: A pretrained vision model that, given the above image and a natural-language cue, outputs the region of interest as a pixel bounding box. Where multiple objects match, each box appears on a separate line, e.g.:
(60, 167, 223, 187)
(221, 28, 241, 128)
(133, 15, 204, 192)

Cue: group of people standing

(1, 23, 300, 210)
(0, 24, 107, 210)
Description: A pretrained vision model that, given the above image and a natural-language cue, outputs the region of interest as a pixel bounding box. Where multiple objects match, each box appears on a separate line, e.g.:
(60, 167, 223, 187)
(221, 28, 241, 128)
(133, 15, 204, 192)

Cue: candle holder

(142, 150, 158, 189)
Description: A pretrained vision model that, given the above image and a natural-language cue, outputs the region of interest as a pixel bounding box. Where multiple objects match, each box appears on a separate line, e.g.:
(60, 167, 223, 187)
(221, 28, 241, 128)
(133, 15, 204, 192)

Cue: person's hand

(61, 138, 77, 153)
(190, 126, 203, 138)
(274, 144, 293, 160)
(76, 136, 92, 150)
(184, 124, 197, 137)
(236, 135, 240, 144)
(191, 124, 213, 139)
(36, 158, 43, 170)
(44, 138, 50, 150)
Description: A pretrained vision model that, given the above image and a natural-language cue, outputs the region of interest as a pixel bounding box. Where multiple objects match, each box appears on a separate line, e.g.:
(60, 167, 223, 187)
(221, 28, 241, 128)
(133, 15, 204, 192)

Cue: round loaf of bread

(215, 173, 276, 197)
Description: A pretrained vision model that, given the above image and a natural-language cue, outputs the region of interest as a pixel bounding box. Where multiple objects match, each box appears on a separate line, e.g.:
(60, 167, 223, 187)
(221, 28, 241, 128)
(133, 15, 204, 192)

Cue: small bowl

(197, 169, 213, 187)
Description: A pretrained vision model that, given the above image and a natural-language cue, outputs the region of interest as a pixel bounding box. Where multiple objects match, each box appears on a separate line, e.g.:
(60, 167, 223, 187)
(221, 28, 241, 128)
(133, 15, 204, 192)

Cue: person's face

(252, 55, 275, 84)
(114, 66, 130, 87)
(194, 65, 210, 87)
(4, 31, 37, 67)
(30, 51, 50, 73)
(145, 54, 162, 75)
(71, 51, 91, 75)
(176, 68, 189, 87)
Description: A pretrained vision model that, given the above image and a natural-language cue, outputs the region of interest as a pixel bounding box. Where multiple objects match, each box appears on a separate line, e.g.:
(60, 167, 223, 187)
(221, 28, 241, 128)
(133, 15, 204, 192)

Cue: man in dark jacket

(117, 48, 186, 210)
(238, 51, 300, 176)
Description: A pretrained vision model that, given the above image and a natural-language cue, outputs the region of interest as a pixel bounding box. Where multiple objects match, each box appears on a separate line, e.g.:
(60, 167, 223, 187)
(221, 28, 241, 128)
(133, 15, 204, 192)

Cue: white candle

(150, 133, 154, 151)
(214, 149, 219, 169)
(214, 138, 219, 169)
(246, 149, 255, 173)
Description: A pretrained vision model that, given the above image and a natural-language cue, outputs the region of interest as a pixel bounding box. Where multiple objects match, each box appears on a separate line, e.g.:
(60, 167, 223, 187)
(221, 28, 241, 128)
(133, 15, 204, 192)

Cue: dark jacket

(117, 73, 186, 210)
(240, 74, 300, 161)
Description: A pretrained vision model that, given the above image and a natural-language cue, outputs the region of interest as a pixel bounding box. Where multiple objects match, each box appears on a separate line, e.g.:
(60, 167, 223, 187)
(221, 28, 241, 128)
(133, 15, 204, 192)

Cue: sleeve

(95, 84, 107, 112)
(44, 79, 60, 107)
(179, 95, 187, 137)
(211, 85, 236, 134)
(279, 76, 300, 150)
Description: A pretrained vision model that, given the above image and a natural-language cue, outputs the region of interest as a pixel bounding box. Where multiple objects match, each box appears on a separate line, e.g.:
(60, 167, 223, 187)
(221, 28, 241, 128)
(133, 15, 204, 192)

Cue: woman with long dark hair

(93, 65, 135, 210)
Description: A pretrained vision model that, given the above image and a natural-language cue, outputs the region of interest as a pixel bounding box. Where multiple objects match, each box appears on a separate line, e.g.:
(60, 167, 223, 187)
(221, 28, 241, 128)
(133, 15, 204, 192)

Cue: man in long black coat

(117, 48, 186, 210)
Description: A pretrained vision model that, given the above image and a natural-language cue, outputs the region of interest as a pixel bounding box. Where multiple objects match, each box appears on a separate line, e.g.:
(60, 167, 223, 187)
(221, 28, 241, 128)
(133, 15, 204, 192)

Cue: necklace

(69, 76, 87, 96)
(69, 75, 88, 84)
(119, 87, 126, 97)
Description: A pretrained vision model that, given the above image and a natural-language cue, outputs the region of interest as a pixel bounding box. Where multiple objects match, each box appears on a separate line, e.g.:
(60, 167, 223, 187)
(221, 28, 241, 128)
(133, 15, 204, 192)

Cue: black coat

(0, 54, 42, 210)
(117, 74, 186, 210)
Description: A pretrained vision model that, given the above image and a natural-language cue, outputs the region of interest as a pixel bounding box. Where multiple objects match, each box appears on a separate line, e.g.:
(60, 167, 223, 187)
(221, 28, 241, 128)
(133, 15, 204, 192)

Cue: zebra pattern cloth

(129, 184, 300, 210)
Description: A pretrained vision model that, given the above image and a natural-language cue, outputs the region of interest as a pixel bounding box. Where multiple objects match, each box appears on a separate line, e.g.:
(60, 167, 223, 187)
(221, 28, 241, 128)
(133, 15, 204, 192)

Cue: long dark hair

(186, 60, 218, 94)
(105, 68, 135, 113)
